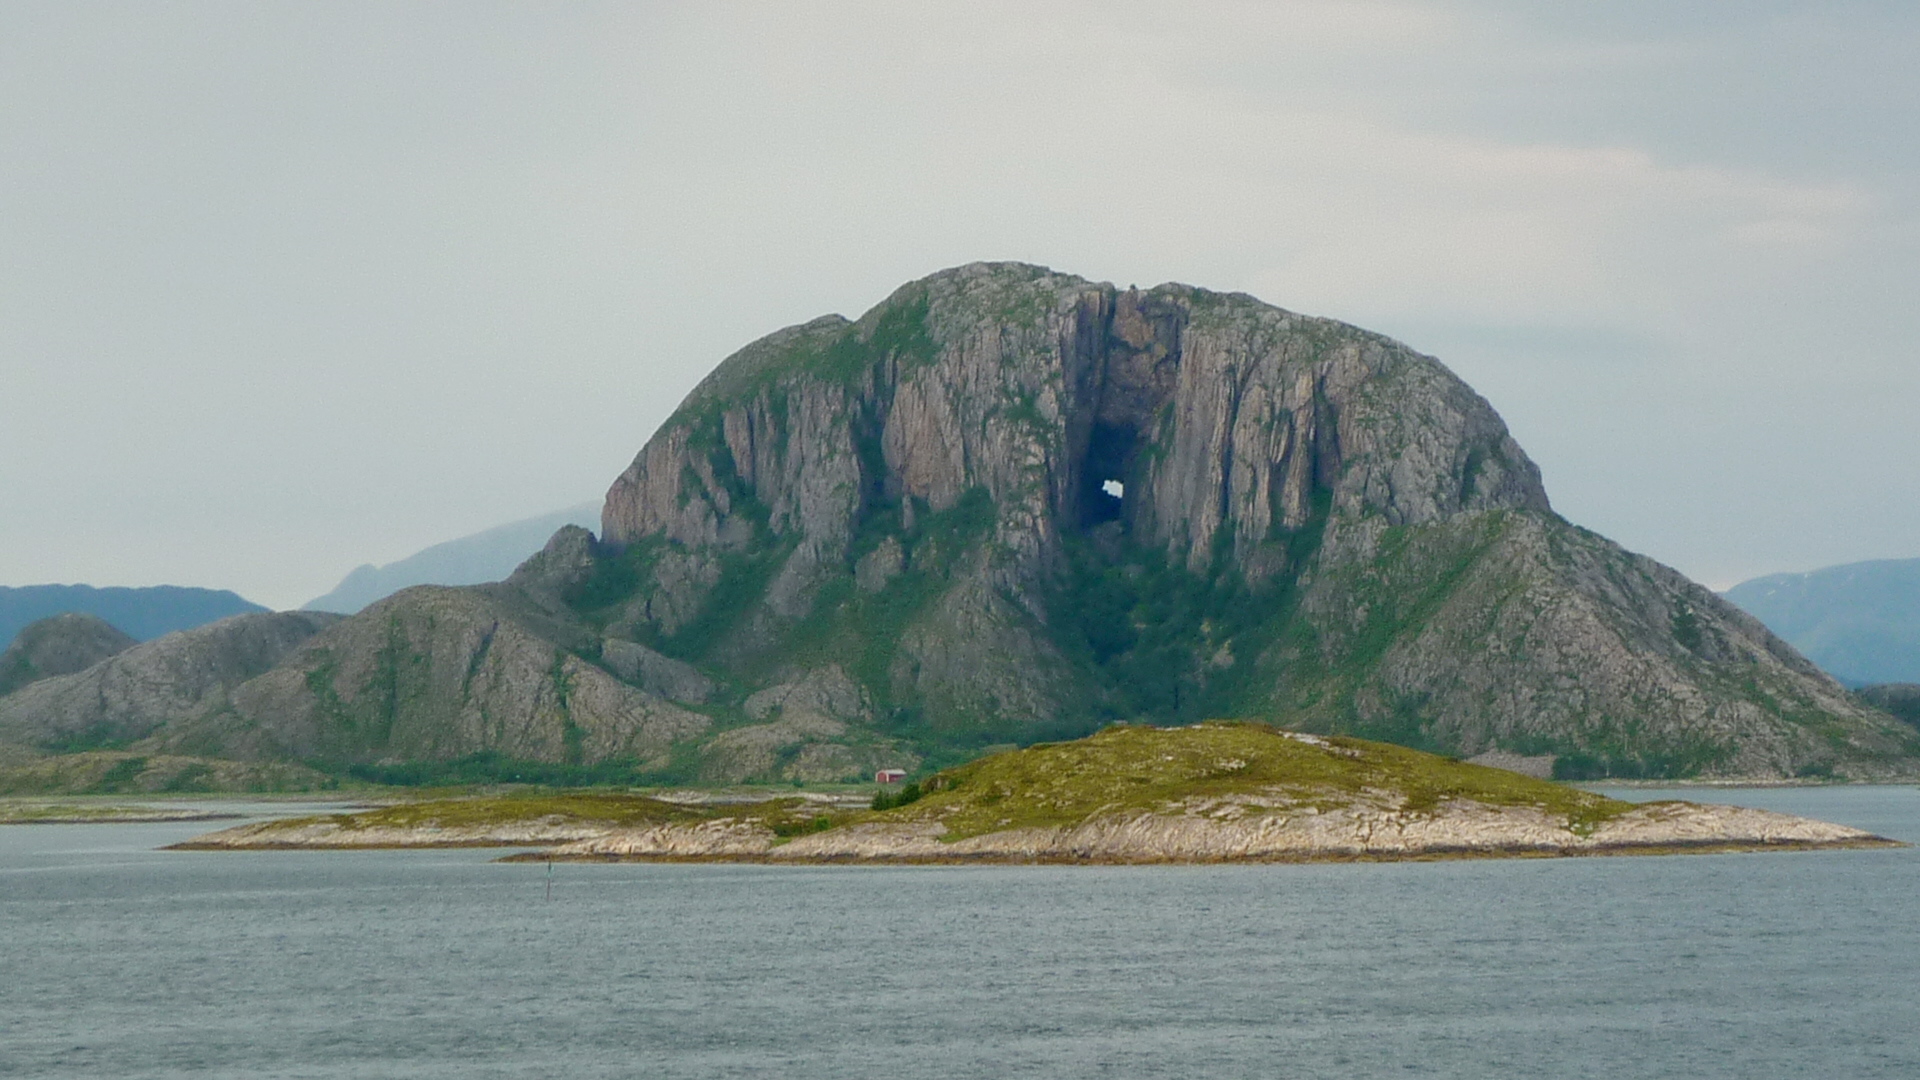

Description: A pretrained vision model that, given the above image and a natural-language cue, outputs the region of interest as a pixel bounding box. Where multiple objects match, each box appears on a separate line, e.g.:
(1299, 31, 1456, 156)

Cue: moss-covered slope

(873, 722, 1633, 841)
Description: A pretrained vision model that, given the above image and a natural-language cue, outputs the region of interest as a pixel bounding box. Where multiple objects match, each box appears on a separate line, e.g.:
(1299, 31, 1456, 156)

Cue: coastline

(155, 727, 1920, 863)
(501, 836, 1901, 865)
(170, 796, 1903, 863)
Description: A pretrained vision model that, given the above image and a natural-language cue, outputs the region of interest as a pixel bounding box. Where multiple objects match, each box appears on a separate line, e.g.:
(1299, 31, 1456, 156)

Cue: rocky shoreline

(167, 726, 1907, 863)
(173, 795, 1897, 862)
(562, 800, 1896, 862)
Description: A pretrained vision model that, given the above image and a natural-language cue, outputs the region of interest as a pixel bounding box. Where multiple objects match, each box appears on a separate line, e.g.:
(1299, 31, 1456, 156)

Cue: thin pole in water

(546, 858, 553, 902)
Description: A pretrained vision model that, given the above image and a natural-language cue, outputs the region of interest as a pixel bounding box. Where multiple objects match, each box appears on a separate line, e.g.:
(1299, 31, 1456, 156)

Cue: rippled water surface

(4, 786, 1919, 1079)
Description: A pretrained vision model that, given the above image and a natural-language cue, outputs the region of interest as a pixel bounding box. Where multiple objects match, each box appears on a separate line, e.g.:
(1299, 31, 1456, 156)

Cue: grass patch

(260, 791, 861, 838)
(864, 721, 1638, 841)
(871, 781, 922, 811)
(91, 756, 148, 793)
(1047, 527, 1302, 725)
(651, 541, 796, 662)
(337, 752, 694, 789)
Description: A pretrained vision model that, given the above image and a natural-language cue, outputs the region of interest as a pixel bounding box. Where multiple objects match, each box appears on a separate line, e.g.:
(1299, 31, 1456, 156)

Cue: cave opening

(1080, 421, 1136, 529)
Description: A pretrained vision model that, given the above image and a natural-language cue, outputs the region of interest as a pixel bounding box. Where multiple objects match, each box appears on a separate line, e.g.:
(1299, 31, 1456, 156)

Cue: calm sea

(3, 786, 1918, 1079)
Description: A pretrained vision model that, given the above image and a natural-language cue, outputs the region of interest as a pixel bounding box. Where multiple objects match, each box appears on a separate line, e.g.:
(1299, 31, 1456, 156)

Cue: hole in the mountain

(1080, 422, 1136, 529)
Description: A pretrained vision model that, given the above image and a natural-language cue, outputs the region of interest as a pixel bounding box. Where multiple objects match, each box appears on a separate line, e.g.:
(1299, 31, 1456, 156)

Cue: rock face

(177, 584, 711, 769)
(43, 263, 1918, 781)
(0, 613, 136, 696)
(0, 612, 338, 751)
(575, 799, 1876, 862)
(578, 262, 1913, 778)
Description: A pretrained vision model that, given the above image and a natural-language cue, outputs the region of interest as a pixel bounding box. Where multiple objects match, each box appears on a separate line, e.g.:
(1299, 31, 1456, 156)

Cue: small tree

(871, 781, 922, 811)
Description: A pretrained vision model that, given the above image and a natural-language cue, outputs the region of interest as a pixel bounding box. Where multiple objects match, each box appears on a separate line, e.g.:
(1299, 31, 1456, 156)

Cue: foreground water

(3, 787, 1918, 1079)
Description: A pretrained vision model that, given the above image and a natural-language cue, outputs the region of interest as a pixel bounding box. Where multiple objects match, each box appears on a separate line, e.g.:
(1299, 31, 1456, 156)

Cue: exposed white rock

(541, 795, 1886, 863)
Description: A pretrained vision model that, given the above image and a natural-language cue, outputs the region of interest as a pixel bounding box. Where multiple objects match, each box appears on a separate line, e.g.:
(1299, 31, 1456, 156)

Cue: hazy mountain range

(1724, 559, 1920, 686)
(0, 585, 264, 652)
(303, 504, 600, 614)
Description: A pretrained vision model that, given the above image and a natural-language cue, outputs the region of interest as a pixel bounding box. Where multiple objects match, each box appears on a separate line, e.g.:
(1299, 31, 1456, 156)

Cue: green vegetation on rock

(258, 789, 859, 839)
(869, 722, 1638, 841)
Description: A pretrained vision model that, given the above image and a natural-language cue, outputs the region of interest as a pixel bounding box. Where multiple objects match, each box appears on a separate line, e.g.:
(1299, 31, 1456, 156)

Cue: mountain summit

(8, 263, 1912, 781)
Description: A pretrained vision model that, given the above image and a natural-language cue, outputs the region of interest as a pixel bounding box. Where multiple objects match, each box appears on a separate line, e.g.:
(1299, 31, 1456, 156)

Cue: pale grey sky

(2, 1, 1916, 609)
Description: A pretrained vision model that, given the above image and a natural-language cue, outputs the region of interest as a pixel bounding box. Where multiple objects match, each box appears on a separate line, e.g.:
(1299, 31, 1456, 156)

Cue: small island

(2, 802, 238, 824)
(172, 723, 1898, 862)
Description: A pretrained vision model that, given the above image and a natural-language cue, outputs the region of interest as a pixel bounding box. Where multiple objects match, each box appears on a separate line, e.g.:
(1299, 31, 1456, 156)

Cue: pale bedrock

(547, 797, 1882, 863)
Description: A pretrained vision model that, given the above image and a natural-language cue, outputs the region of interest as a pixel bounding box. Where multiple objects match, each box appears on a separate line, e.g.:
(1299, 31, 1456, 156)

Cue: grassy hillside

(225, 723, 1644, 844)
(877, 722, 1638, 840)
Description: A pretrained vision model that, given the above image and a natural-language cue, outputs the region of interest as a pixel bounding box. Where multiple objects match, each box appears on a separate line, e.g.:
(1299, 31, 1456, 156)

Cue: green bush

(871, 781, 922, 811)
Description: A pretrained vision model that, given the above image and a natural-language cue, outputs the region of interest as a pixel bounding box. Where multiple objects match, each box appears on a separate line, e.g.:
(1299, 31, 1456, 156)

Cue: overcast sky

(2, 1, 1916, 609)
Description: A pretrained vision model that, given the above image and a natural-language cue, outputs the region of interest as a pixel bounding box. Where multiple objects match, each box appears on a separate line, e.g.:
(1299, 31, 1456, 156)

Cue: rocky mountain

(1725, 558, 1920, 686)
(304, 503, 602, 614)
(10, 263, 1913, 782)
(0, 612, 338, 752)
(0, 584, 266, 651)
(0, 613, 136, 696)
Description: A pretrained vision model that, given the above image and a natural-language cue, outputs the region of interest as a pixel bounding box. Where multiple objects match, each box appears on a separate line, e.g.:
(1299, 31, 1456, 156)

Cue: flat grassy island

(0, 801, 239, 824)
(176, 723, 1897, 861)
(169, 789, 854, 851)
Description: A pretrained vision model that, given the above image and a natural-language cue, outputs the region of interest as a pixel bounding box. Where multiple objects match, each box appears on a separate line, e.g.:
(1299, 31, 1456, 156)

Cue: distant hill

(1724, 559, 1920, 686)
(0, 611, 339, 751)
(0, 585, 266, 652)
(1856, 684, 1920, 729)
(0, 613, 137, 696)
(303, 504, 601, 614)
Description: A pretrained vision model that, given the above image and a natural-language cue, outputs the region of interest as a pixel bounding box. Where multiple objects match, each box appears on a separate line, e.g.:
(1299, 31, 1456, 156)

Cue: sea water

(3, 786, 1918, 1079)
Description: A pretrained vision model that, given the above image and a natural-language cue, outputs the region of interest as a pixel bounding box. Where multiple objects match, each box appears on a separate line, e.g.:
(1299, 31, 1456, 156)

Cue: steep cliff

(52, 262, 1915, 782)
(575, 262, 1911, 778)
